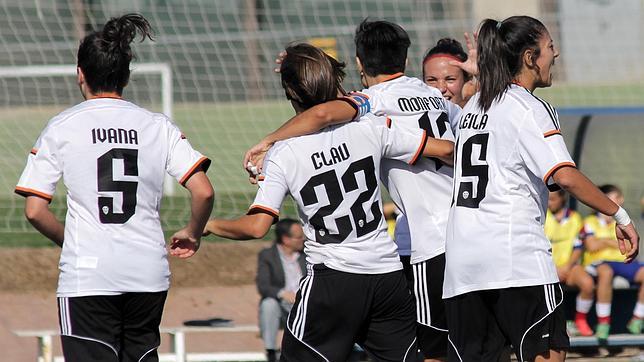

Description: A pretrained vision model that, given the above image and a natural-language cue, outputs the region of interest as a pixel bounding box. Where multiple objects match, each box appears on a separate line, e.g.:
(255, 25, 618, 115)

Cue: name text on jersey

(397, 96, 447, 113)
(92, 128, 139, 145)
(311, 143, 350, 170)
(459, 113, 488, 130)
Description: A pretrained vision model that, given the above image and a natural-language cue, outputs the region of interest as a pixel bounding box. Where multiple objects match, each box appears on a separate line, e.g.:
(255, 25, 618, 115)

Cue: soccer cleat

(627, 318, 643, 334)
(595, 322, 610, 341)
(575, 318, 594, 337)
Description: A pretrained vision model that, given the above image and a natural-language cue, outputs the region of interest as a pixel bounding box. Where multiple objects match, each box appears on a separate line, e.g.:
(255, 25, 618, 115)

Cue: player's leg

(411, 254, 448, 361)
(120, 291, 167, 362)
(493, 283, 569, 362)
(359, 269, 417, 362)
(280, 264, 363, 362)
(594, 263, 614, 340)
(445, 290, 504, 362)
(58, 295, 122, 362)
(259, 297, 283, 361)
(567, 265, 594, 336)
(606, 261, 644, 334)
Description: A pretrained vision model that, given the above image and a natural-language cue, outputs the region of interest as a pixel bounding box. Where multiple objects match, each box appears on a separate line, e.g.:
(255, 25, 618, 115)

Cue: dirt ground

(0, 241, 271, 361)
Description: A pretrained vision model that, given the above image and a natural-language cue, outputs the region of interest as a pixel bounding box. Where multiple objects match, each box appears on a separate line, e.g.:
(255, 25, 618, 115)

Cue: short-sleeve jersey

(15, 98, 209, 297)
(580, 214, 623, 265)
(250, 120, 427, 274)
(443, 84, 576, 298)
(544, 208, 583, 267)
(345, 74, 461, 263)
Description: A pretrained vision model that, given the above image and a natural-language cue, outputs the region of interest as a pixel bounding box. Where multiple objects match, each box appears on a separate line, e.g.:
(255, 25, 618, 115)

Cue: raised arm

(204, 213, 274, 240)
(169, 171, 214, 258)
(553, 167, 639, 262)
(243, 100, 356, 172)
(24, 196, 64, 247)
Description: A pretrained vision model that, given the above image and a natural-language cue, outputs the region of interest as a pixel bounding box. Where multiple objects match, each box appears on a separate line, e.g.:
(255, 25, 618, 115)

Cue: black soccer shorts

(411, 253, 448, 359)
(280, 264, 417, 362)
(445, 282, 569, 362)
(58, 291, 167, 362)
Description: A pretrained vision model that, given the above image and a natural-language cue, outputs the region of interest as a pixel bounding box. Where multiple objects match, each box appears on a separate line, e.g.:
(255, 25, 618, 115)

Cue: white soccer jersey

(443, 84, 575, 298)
(345, 74, 460, 263)
(250, 120, 428, 274)
(15, 98, 209, 297)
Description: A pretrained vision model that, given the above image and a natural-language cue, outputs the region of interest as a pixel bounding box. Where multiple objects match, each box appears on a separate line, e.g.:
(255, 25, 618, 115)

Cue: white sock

(576, 297, 593, 314)
(596, 303, 611, 318)
(634, 302, 644, 319)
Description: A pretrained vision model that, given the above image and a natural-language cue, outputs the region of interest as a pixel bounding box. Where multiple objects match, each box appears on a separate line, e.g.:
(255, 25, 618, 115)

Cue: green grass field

(1, 82, 643, 247)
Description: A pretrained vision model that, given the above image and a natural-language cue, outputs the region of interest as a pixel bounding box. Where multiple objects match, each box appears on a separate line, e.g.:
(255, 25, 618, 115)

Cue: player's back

(444, 84, 574, 297)
(350, 75, 459, 262)
(253, 120, 425, 274)
(19, 98, 207, 296)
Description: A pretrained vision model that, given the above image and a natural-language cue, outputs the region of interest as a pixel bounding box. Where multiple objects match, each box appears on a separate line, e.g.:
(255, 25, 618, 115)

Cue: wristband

(614, 206, 632, 226)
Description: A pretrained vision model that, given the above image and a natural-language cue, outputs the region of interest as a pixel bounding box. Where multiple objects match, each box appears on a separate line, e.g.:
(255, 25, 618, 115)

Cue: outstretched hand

(169, 228, 201, 259)
(616, 222, 640, 263)
(448, 32, 478, 77)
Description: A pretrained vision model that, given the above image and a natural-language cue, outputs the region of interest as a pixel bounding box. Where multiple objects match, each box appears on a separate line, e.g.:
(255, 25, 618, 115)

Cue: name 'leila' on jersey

(311, 143, 350, 170)
(92, 128, 139, 145)
(459, 113, 489, 130)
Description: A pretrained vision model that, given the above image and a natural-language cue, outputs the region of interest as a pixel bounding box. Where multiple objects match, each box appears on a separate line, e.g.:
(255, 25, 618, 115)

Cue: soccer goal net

(0, 0, 642, 241)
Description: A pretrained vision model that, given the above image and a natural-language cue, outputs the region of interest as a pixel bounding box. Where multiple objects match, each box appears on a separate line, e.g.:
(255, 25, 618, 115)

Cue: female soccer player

(422, 37, 476, 108)
(580, 184, 644, 339)
(204, 42, 453, 361)
(15, 14, 213, 361)
(443, 16, 639, 362)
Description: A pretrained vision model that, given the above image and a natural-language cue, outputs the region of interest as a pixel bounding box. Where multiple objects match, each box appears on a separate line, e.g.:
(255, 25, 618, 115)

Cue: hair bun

(102, 13, 153, 56)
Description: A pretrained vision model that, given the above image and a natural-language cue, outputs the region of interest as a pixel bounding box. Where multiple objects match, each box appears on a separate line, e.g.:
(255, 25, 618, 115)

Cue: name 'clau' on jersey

(249, 119, 428, 274)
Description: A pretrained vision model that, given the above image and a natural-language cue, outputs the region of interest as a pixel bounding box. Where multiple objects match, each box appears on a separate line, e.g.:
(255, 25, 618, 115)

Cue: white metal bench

(14, 325, 263, 362)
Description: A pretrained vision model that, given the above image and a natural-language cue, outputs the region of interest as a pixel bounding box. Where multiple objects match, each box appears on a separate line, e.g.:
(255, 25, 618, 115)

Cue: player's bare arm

(243, 100, 356, 173)
(169, 170, 214, 259)
(422, 138, 454, 166)
(552, 166, 639, 262)
(24, 196, 64, 247)
(203, 213, 274, 240)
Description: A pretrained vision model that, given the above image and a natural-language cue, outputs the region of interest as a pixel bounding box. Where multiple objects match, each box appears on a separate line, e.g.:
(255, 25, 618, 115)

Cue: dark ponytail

(77, 13, 154, 95)
(477, 16, 547, 112)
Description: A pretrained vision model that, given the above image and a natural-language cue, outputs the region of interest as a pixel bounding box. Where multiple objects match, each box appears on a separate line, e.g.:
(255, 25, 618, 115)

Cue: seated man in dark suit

(256, 218, 306, 362)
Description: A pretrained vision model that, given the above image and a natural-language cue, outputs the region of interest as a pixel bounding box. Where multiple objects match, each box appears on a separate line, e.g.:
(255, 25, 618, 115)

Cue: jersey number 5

(97, 148, 138, 224)
(456, 133, 489, 208)
(300, 156, 381, 244)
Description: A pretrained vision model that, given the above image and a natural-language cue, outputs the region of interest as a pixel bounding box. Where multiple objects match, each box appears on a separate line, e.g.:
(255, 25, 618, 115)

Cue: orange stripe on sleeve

(386, 117, 392, 128)
(179, 156, 210, 185)
(30, 148, 38, 155)
(247, 204, 279, 224)
(543, 161, 576, 184)
(408, 130, 428, 166)
(14, 186, 53, 201)
(543, 130, 561, 138)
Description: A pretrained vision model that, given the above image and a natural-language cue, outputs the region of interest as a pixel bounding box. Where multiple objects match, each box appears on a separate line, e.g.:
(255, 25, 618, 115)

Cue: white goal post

(0, 62, 176, 195)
